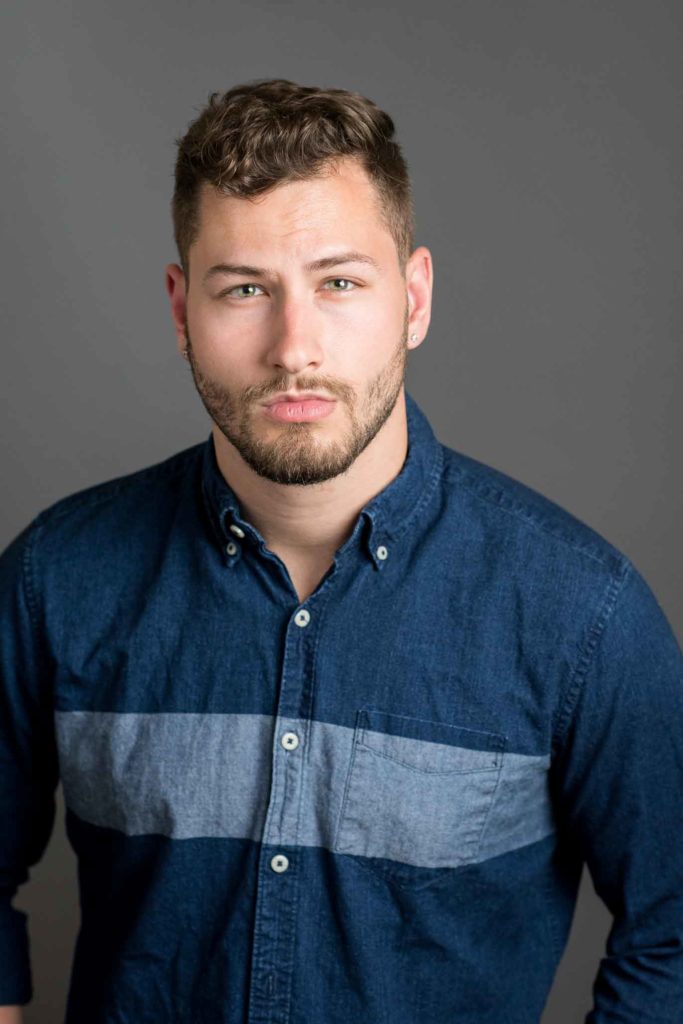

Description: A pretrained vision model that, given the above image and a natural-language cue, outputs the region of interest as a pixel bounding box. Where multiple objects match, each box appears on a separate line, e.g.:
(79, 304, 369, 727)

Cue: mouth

(262, 396, 338, 423)
(263, 391, 334, 406)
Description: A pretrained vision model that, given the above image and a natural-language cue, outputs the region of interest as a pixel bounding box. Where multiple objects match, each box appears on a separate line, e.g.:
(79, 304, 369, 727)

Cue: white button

(229, 524, 245, 538)
(281, 731, 299, 750)
(226, 541, 239, 556)
(271, 853, 289, 873)
(294, 609, 310, 627)
(376, 545, 388, 560)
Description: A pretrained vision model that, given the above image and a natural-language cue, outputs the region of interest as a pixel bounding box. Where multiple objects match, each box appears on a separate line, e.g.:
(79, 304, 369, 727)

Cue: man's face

(168, 156, 430, 486)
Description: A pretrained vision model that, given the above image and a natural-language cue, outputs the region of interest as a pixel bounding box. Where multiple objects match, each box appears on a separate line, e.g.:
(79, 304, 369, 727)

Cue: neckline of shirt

(199, 390, 444, 567)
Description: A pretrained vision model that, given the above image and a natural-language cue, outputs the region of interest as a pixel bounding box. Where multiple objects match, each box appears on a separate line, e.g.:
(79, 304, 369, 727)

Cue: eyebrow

(202, 250, 380, 284)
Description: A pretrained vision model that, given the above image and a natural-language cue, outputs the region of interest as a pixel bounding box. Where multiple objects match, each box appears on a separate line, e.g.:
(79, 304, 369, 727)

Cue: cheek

(331, 293, 402, 343)
(354, 302, 405, 354)
(191, 300, 253, 335)
(189, 304, 258, 362)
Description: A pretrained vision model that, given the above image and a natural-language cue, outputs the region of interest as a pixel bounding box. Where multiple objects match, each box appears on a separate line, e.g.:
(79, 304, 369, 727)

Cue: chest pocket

(332, 707, 505, 890)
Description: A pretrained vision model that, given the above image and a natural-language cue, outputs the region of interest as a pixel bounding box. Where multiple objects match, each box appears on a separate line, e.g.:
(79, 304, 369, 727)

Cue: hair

(171, 78, 415, 282)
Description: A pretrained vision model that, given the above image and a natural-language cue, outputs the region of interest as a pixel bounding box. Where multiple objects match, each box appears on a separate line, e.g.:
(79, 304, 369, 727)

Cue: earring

(410, 333, 418, 342)
(182, 347, 189, 360)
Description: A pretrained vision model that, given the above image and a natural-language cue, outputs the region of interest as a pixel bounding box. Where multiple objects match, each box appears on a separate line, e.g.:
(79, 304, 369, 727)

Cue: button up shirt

(1, 391, 682, 1023)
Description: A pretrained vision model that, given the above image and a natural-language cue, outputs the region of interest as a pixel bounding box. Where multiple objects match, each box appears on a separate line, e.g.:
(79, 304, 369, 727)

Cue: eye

(323, 278, 357, 292)
(222, 283, 265, 299)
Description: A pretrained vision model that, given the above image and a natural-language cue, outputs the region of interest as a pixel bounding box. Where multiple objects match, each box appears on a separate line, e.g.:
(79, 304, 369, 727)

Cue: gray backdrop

(1, 0, 681, 1020)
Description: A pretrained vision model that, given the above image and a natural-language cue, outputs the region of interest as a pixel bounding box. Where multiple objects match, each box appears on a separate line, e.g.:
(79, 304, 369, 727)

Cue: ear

(165, 263, 188, 355)
(405, 246, 433, 350)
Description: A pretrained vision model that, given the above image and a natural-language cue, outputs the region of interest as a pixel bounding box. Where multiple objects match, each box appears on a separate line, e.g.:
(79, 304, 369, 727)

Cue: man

(1, 78, 681, 1024)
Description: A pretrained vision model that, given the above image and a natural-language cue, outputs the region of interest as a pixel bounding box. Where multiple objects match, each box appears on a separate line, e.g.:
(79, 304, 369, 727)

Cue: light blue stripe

(477, 752, 554, 862)
(54, 710, 554, 868)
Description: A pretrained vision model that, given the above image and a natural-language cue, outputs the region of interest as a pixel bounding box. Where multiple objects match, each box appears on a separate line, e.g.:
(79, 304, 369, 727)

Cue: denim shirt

(1, 391, 682, 1023)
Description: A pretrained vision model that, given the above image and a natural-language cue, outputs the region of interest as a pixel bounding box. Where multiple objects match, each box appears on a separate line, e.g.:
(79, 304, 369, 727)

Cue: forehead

(193, 157, 392, 257)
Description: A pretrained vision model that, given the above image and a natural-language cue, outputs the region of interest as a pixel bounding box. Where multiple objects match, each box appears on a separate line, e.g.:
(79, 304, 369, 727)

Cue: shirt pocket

(332, 706, 506, 891)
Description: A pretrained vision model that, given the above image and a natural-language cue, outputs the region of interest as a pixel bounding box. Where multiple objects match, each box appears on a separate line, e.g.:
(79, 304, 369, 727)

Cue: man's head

(165, 78, 432, 486)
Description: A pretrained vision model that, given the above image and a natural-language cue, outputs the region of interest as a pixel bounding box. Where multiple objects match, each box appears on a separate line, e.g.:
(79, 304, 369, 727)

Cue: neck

(212, 391, 408, 557)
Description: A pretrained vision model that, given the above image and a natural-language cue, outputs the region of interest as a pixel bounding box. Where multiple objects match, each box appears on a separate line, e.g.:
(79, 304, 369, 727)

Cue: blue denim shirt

(1, 391, 682, 1023)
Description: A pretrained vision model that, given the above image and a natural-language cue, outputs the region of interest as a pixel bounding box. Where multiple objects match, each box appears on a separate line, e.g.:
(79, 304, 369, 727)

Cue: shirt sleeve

(0, 519, 59, 1006)
(550, 557, 683, 1022)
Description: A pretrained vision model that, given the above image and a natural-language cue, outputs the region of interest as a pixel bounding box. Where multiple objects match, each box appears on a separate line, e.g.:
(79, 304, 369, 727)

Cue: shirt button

(294, 609, 310, 627)
(281, 731, 299, 750)
(229, 524, 245, 538)
(271, 853, 289, 873)
(226, 541, 239, 556)
(376, 545, 388, 560)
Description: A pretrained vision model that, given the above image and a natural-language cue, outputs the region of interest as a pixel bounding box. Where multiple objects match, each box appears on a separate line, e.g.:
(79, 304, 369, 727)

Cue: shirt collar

(200, 390, 444, 570)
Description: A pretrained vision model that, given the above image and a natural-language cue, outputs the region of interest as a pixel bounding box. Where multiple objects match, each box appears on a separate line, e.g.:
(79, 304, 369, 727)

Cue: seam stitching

(443, 458, 623, 569)
(551, 557, 633, 755)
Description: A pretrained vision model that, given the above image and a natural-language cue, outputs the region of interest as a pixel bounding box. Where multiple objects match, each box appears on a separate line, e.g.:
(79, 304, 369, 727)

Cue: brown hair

(171, 78, 415, 281)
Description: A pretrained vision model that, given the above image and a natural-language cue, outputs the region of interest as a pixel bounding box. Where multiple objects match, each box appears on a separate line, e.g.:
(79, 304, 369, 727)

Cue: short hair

(171, 78, 415, 281)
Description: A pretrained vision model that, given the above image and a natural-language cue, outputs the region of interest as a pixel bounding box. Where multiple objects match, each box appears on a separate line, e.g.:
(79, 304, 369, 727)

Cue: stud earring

(410, 333, 418, 342)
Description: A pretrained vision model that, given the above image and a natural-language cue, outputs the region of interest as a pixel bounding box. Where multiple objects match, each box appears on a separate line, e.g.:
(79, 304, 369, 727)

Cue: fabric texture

(1, 390, 682, 1023)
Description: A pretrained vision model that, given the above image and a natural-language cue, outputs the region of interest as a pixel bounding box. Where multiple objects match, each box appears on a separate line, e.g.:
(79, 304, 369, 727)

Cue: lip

(262, 396, 338, 423)
(263, 392, 335, 406)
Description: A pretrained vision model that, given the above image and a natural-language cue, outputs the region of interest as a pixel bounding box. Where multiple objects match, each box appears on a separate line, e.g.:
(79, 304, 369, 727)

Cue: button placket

(248, 590, 328, 1020)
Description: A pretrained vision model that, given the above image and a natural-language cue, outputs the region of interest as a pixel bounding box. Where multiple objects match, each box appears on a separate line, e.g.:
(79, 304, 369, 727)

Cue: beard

(184, 305, 410, 486)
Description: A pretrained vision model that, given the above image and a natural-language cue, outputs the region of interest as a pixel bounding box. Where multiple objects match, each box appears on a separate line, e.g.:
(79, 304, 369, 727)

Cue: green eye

(325, 278, 356, 291)
(221, 278, 357, 299)
(228, 284, 263, 298)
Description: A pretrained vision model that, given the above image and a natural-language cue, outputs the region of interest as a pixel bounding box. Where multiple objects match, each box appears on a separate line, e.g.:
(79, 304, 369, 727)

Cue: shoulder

(7, 440, 207, 570)
(438, 441, 630, 580)
(39, 440, 204, 522)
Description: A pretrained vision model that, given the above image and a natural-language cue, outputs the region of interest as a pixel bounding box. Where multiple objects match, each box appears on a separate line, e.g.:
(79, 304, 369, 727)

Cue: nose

(265, 292, 324, 374)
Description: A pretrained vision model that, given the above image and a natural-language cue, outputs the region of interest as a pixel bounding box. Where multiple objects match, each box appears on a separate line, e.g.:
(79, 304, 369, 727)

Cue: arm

(0, 520, 59, 1008)
(550, 558, 683, 1022)
(0, 1009, 23, 1023)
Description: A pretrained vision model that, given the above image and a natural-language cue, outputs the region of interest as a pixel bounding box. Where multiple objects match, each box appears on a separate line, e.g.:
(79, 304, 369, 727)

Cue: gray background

(1, 0, 681, 1020)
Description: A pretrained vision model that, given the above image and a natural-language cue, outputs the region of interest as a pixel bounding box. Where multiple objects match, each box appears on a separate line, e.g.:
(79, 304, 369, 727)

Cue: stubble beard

(184, 309, 410, 486)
